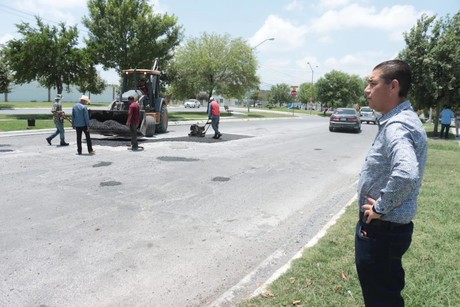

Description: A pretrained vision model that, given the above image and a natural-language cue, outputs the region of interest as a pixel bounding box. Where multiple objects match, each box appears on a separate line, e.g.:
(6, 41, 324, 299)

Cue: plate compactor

(188, 120, 212, 137)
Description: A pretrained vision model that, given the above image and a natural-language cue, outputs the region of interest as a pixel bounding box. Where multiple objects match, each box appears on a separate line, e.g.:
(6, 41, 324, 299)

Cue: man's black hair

(374, 60, 412, 98)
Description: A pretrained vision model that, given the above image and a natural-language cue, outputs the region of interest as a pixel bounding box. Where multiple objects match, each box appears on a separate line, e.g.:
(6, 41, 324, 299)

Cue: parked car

(359, 106, 379, 124)
(184, 99, 200, 108)
(287, 102, 303, 109)
(329, 108, 361, 133)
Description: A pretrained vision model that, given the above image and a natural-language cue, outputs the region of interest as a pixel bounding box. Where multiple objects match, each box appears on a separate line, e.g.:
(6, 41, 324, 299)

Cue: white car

(184, 100, 200, 108)
(359, 107, 380, 124)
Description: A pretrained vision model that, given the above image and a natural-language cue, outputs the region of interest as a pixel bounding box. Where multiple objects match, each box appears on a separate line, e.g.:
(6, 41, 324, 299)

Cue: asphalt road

(0, 116, 378, 306)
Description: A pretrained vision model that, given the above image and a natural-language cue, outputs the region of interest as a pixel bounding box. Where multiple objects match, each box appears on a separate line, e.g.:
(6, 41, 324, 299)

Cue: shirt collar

(378, 100, 413, 125)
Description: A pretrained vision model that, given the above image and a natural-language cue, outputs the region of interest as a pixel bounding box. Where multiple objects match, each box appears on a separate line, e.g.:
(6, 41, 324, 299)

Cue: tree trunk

(433, 104, 442, 136)
(48, 88, 51, 102)
(3, 92, 8, 102)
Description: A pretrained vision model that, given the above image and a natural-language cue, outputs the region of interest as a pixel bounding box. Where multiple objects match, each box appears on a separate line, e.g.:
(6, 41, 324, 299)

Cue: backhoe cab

(88, 61, 168, 137)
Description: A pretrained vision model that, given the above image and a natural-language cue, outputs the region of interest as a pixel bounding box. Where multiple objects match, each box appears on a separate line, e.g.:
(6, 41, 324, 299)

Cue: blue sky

(1, 0, 459, 90)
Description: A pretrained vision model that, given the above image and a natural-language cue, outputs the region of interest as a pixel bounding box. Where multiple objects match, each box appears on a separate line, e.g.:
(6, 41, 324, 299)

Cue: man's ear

(390, 79, 401, 96)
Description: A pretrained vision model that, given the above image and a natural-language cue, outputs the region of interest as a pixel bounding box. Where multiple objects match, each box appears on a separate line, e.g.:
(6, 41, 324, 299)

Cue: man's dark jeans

(76, 126, 93, 154)
(440, 124, 451, 139)
(355, 219, 413, 307)
(129, 124, 138, 149)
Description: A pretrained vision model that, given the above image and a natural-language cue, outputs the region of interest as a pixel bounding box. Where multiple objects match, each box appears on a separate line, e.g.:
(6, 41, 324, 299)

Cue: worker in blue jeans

(46, 94, 69, 146)
(207, 97, 222, 139)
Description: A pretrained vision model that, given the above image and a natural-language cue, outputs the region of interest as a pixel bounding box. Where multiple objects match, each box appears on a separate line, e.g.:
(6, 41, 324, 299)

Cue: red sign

(291, 89, 297, 97)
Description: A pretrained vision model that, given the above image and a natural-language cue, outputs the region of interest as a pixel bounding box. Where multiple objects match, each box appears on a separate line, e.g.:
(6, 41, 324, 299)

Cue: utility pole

(249, 38, 275, 112)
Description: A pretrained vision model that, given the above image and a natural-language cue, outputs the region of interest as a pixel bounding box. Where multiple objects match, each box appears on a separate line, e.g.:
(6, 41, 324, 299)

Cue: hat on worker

(80, 95, 91, 104)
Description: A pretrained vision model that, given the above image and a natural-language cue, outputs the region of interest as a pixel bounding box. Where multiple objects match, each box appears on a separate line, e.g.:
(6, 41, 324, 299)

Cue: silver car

(329, 108, 361, 133)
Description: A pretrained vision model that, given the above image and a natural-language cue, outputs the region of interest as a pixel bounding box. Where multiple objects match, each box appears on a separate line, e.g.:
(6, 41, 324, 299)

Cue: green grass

(240, 139, 460, 307)
(0, 101, 109, 108)
(0, 114, 56, 131)
(0, 107, 293, 132)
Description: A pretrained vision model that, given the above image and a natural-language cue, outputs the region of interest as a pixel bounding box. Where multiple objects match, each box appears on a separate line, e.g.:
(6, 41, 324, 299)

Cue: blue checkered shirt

(358, 101, 428, 224)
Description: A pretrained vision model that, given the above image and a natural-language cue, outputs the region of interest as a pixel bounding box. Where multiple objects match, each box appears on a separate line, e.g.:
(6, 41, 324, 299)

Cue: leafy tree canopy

(0, 48, 13, 96)
(78, 72, 107, 96)
(268, 83, 292, 107)
(399, 12, 460, 110)
(83, 0, 183, 72)
(166, 33, 260, 101)
(4, 17, 91, 95)
(399, 11, 460, 134)
(316, 70, 364, 108)
(298, 82, 317, 104)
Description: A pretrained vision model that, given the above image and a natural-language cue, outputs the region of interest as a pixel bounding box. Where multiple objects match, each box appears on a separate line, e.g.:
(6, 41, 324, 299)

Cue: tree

(399, 12, 460, 134)
(4, 17, 93, 97)
(316, 70, 363, 109)
(298, 82, 316, 104)
(166, 33, 260, 101)
(0, 48, 13, 102)
(250, 90, 259, 107)
(77, 73, 107, 98)
(399, 15, 437, 112)
(268, 83, 292, 107)
(83, 0, 183, 72)
(258, 90, 270, 103)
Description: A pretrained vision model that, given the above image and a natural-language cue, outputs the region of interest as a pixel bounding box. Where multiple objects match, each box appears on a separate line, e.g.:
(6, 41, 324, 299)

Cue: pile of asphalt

(89, 119, 130, 135)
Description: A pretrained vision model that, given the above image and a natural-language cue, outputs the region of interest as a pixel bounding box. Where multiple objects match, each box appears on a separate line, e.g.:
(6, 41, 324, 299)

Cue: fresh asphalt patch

(90, 133, 253, 147)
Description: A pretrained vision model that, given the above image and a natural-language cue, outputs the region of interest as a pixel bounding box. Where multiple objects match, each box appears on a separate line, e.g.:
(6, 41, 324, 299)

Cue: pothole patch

(212, 176, 230, 182)
(100, 181, 122, 187)
(157, 156, 200, 162)
(93, 161, 112, 168)
(0, 144, 13, 153)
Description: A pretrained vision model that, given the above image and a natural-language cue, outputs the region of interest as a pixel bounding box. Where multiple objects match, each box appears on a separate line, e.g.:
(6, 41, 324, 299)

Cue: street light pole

(252, 37, 275, 49)
(249, 38, 275, 112)
(307, 62, 318, 111)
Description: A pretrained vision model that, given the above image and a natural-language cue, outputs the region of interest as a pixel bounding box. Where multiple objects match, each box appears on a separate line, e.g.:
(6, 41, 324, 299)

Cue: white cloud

(250, 15, 308, 51)
(14, 0, 86, 26)
(318, 35, 333, 44)
(18, 0, 85, 10)
(324, 51, 386, 77)
(310, 3, 427, 38)
(318, 0, 350, 10)
(285, 0, 305, 12)
(0, 34, 15, 45)
(150, 0, 168, 14)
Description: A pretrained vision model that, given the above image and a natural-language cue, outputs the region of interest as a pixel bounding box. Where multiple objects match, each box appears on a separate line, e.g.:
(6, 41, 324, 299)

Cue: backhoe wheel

(155, 103, 168, 133)
(144, 115, 156, 137)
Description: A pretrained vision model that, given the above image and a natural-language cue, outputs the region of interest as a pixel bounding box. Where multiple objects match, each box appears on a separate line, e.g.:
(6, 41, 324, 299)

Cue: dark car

(329, 108, 361, 133)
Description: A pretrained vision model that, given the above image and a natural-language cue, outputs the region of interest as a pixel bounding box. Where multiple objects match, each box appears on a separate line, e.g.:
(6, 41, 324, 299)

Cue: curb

(210, 194, 357, 306)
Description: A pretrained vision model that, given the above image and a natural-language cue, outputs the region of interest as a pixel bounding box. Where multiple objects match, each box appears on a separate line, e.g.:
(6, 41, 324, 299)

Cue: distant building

(1, 81, 117, 103)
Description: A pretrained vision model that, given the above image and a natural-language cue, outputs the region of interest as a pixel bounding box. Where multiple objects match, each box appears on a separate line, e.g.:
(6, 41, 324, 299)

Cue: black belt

(359, 212, 408, 230)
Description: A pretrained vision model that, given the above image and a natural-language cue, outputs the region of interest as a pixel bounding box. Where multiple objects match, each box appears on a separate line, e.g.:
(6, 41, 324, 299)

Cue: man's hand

(362, 196, 382, 224)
